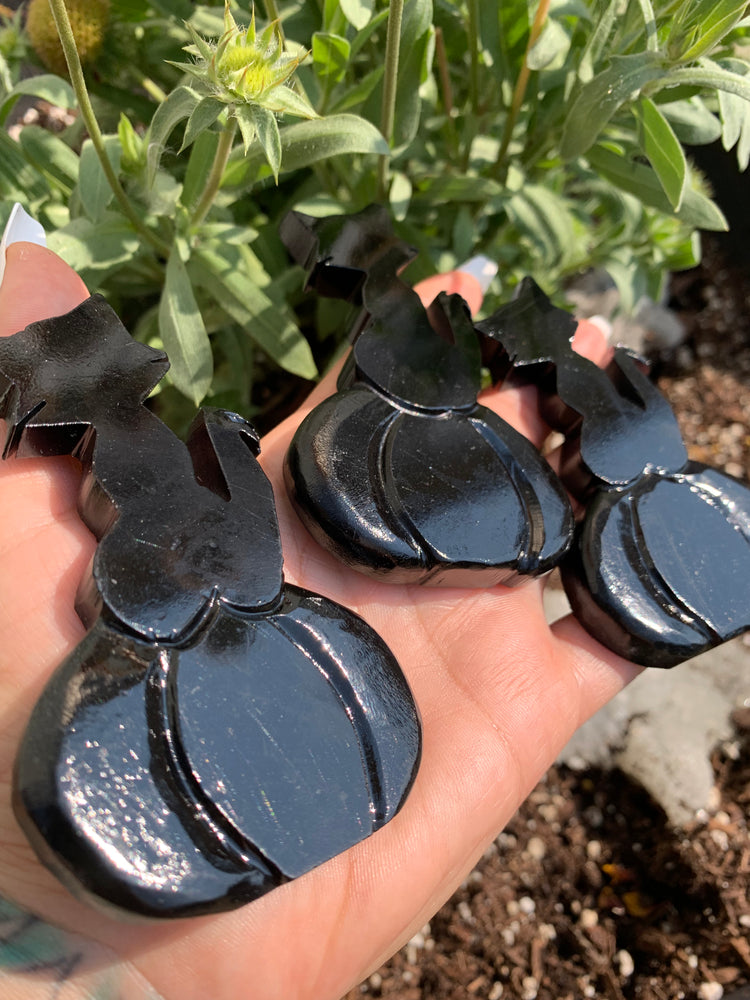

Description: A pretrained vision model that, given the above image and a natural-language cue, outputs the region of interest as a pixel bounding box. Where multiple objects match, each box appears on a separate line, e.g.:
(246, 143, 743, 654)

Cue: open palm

(0, 241, 639, 1000)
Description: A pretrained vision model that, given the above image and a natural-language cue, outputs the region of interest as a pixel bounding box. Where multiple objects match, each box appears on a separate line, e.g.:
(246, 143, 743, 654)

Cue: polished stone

(281, 207, 574, 586)
(0, 297, 421, 918)
(479, 278, 750, 667)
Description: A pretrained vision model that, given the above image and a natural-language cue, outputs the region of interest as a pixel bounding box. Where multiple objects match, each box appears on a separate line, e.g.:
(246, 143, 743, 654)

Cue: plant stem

(493, 0, 551, 180)
(190, 118, 237, 228)
(377, 0, 404, 200)
(261, 0, 283, 38)
(47, 0, 170, 255)
(435, 26, 459, 159)
(465, 0, 480, 115)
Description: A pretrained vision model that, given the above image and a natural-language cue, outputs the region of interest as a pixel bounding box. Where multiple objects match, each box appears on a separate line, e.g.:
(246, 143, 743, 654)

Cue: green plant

(1, 0, 749, 430)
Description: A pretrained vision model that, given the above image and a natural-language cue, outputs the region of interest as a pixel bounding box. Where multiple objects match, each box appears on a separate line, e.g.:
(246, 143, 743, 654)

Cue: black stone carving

(0, 296, 421, 918)
(478, 278, 750, 668)
(281, 206, 574, 586)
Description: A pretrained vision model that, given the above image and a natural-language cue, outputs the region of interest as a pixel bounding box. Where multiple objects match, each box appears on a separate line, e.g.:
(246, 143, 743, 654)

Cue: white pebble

(527, 836, 546, 860)
(502, 928, 516, 946)
(739, 914, 750, 928)
(538, 923, 557, 943)
(688, 954, 699, 969)
(579, 908, 599, 929)
(616, 949, 635, 978)
(521, 975, 538, 1000)
(519, 896, 536, 915)
(458, 900, 474, 924)
(586, 840, 602, 861)
(368, 973, 382, 990)
(488, 983, 504, 1000)
(710, 829, 729, 851)
(698, 983, 724, 1000)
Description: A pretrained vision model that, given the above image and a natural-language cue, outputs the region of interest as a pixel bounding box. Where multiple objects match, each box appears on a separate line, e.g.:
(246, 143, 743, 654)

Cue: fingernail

(456, 254, 498, 294)
(0, 202, 47, 289)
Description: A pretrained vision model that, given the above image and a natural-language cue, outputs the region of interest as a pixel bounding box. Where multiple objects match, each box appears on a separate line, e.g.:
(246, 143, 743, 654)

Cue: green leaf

(17, 126, 79, 195)
(561, 52, 666, 159)
(339, 0, 373, 30)
(181, 129, 220, 211)
(633, 97, 687, 210)
(507, 185, 578, 268)
(673, 0, 748, 62)
(635, 0, 658, 52)
(0, 74, 75, 126)
(0, 131, 48, 202)
(223, 114, 389, 187)
(181, 96, 225, 152)
(330, 65, 385, 113)
(659, 97, 722, 145)
(193, 245, 316, 379)
(251, 105, 282, 181)
(118, 113, 144, 172)
(527, 18, 570, 71)
(578, 0, 618, 83)
(389, 171, 412, 221)
(712, 58, 750, 169)
(159, 250, 213, 406)
(147, 85, 201, 184)
(263, 84, 319, 119)
(233, 104, 255, 157)
(46, 214, 143, 273)
(587, 144, 728, 230)
(659, 61, 750, 104)
(413, 173, 504, 203)
(78, 136, 122, 221)
(312, 32, 351, 85)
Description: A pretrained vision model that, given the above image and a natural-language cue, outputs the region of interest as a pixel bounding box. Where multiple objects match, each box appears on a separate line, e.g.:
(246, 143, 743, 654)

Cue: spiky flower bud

(26, 0, 109, 77)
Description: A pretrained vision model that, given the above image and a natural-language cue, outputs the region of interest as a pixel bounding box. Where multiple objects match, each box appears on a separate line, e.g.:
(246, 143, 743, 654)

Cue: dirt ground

(343, 240, 750, 1000)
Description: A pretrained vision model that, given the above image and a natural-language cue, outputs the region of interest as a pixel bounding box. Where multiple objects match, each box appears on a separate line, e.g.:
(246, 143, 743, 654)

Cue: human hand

(0, 236, 639, 1000)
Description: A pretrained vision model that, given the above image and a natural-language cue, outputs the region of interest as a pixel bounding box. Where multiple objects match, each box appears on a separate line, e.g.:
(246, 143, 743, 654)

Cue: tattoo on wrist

(0, 896, 164, 1000)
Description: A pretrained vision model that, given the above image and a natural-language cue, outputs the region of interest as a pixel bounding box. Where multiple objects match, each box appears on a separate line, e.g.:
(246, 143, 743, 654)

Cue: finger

(0, 244, 93, 693)
(0, 243, 89, 337)
(477, 316, 611, 449)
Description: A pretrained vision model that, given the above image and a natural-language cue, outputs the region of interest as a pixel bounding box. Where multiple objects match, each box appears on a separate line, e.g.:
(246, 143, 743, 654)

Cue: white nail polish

(0, 202, 47, 290)
(456, 254, 498, 294)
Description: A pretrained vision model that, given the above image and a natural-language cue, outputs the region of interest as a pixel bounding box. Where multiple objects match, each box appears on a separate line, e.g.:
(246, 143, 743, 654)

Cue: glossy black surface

(479, 278, 750, 667)
(0, 297, 421, 918)
(281, 207, 574, 586)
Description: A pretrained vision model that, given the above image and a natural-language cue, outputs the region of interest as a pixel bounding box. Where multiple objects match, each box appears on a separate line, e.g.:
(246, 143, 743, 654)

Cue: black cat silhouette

(478, 278, 750, 667)
(0, 295, 420, 918)
(281, 206, 574, 586)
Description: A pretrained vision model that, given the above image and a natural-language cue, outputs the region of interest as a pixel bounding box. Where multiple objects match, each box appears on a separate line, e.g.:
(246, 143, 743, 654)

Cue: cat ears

(0, 203, 47, 290)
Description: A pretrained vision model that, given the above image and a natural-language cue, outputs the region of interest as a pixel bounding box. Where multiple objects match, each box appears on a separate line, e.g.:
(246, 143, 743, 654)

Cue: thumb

(0, 242, 89, 338)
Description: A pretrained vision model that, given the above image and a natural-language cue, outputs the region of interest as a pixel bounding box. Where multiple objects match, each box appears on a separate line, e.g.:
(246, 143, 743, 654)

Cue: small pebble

(586, 840, 602, 861)
(538, 923, 557, 943)
(521, 975, 538, 1000)
(458, 900, 474, 924)
(368, 973, 382, 990)
(616, 949, 635, 978)
(710, 829, 730, 851)
(518, 896, 536, 915)
(502, 928, 516, 946)
(488, 984, 503, 1000)
(526, 836, 546, 860)
(739, 914, 750, 928)
(579, 908, 599, 929)
(698, 983, 724, 1000)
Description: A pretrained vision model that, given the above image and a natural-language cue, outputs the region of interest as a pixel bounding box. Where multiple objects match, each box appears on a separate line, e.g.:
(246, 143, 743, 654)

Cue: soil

(343, 239, 750, 1000)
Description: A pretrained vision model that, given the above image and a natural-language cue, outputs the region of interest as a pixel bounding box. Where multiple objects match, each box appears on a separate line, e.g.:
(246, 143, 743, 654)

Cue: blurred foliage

(1, 0, 749, 429)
